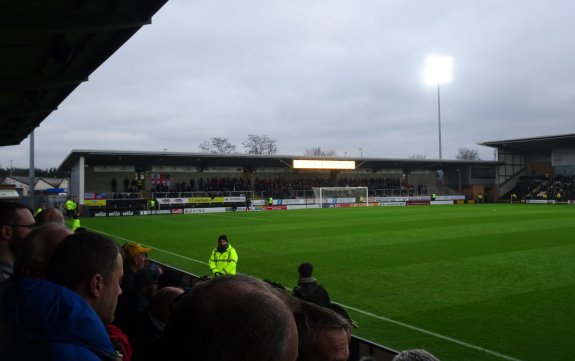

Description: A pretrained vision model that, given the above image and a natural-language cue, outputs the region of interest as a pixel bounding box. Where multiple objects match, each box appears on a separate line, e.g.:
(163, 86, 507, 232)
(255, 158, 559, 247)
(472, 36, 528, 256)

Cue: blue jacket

(0, 278, 117, 361)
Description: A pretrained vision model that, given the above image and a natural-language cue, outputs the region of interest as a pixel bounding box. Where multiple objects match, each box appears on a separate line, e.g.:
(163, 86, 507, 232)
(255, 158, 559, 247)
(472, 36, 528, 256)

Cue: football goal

(312, 187, 369, 207)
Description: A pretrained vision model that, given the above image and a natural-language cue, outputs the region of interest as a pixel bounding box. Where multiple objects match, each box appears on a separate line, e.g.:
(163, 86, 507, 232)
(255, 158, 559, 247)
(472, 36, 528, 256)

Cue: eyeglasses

(8, 224, 36, 229)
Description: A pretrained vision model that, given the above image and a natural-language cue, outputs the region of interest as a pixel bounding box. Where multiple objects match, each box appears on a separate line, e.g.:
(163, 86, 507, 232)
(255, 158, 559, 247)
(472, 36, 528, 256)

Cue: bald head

(163, 275, 298, 361)
(14, 222, 72, 278)
(150, 286, 185, 323)
(35, 207, 65, 226)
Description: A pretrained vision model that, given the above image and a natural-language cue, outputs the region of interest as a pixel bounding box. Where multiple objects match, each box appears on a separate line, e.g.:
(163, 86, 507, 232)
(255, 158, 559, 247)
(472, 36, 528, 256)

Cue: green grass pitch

(79, 204, 575, 361)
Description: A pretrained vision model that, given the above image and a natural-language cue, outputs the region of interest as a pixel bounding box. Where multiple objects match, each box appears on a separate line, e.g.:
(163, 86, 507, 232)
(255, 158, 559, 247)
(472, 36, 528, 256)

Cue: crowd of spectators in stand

(510, 175, 575, 201)
(254, 177, 332, 199)
(107, 175, 432, 200)
(148, 177, 427, 199)
(151, 177, 248, 194)
(253, 176, 426, 199)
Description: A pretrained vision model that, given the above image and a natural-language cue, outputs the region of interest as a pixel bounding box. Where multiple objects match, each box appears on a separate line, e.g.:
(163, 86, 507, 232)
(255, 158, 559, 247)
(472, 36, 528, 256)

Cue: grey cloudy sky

(2, 0, 575, 169)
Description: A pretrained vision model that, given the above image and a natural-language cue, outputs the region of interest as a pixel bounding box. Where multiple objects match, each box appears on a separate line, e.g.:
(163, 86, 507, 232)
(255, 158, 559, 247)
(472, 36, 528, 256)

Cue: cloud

(4, 0, 575, 168)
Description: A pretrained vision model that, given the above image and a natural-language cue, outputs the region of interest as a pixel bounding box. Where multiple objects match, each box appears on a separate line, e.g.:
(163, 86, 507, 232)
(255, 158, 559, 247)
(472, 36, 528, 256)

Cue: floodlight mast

(424, 56, 452, 160)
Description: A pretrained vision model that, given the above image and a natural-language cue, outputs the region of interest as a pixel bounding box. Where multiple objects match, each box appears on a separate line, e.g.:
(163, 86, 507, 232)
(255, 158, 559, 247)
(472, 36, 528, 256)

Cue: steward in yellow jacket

(208, 234, 238, 277)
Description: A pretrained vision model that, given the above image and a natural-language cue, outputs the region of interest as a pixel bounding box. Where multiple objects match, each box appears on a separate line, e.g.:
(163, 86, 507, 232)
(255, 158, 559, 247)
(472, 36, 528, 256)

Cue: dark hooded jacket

(0, 278, 117, 361)
(292, 277, 331, 307)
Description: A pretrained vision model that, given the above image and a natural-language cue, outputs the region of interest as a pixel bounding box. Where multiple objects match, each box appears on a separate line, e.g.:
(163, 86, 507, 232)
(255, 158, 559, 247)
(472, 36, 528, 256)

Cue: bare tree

(242, 134, 278, 155)
(409, 154, 427, 159)
(198, 137, 237, 154)
(304, 147, 337, 157)
(456, 148, 481, 160)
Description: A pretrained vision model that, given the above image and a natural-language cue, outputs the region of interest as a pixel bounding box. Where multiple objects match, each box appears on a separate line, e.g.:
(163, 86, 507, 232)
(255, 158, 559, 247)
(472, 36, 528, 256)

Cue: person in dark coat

(292, 262, 331, 307)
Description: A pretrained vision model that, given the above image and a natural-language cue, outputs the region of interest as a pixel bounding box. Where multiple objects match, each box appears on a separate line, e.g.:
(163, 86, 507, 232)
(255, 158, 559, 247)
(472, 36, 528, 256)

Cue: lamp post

(359, 148, 363, 157)
(424, 56, 452, 160)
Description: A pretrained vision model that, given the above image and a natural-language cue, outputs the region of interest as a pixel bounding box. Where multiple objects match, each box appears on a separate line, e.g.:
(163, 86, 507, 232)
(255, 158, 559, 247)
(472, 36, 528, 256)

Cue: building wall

(528, 162, 553, 177)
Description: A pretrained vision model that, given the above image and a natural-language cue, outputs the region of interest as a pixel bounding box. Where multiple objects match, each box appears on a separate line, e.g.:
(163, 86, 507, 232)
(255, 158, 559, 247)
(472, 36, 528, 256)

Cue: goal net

(312, 187, 369, 207)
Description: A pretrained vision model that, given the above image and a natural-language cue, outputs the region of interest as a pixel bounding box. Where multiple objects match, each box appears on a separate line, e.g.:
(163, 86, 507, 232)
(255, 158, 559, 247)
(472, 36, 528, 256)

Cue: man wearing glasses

(0, 202, 35, 283)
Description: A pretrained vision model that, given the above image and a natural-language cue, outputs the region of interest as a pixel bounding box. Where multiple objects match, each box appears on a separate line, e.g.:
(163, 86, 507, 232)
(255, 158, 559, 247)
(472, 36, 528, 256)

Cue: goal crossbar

(312, 187, 369, 207)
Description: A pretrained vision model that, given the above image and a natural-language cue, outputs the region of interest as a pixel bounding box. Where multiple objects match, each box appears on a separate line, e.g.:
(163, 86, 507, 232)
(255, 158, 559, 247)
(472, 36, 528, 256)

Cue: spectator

(0, 231, 124, 360)
(48, 231, 129, 359)
(0, 202, 35, 283)
(34, 207, 65, 225)
(122, 242, 152, 293)
(392, 349, 440, 361)
(157, 267, 188, 290)
(12, 222, 72, 279)
(162, 274, 298, 361)
(119, 265, 161, 340)
(107, 322, 133, 361)
(293, 300, 352, 361)
(131, 286, 185, 361)
(115, 243, 152, 331)
(45, 231, 124, 324)
(208, 234, 238, 277)
(0, 221, 72, 351)
(293, 262, 331, 307)
(1, 278, 117, 361)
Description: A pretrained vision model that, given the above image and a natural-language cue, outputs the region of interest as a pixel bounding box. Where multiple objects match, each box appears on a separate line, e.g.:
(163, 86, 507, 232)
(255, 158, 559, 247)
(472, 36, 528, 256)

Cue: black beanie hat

(298, 262, 313, 278)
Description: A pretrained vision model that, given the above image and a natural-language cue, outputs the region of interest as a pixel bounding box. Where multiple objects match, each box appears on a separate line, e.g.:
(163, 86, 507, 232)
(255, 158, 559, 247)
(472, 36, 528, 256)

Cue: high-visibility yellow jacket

(72, 218, 81, 232)
(208, 245, 238, 276)
(65, 200, 77, 210)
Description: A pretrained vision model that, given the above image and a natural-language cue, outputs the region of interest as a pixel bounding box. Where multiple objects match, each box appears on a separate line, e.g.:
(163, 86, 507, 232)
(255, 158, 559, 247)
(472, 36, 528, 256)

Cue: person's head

(34, 207, 65, 225)
(149, 286, 185, 324)
(298, 262, 317, 283)
(163, 274, 298, 361)
(294, 300, 352, 361)
(392, 349, 440, 361)
(216, 234, 229, 252)
(217, 234, 228, 246)
(157, 268, 186, 289)
(13, 222, 72, 278)
(46, 231, 124, 323)
(133, 265, 161, 297)
(0, 201, 35, 246)
(123, 242, 151, 271)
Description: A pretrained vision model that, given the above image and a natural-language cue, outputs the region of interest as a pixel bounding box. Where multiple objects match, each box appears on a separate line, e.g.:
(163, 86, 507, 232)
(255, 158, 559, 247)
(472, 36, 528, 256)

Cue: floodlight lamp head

(424, 56, 453, 85)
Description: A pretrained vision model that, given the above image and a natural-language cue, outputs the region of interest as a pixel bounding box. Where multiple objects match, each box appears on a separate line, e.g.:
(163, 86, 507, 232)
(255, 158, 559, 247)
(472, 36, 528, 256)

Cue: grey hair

(393, 349, 440, 361)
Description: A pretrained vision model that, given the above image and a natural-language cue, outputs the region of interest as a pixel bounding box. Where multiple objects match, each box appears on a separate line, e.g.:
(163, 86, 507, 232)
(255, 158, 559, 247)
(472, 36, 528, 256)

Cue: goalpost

(312, 187, 369, 207)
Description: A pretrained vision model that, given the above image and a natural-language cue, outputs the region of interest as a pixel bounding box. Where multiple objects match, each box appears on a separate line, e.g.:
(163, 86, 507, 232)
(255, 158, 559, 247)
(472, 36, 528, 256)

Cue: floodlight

(424, 56, 453, 85)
